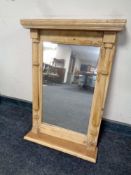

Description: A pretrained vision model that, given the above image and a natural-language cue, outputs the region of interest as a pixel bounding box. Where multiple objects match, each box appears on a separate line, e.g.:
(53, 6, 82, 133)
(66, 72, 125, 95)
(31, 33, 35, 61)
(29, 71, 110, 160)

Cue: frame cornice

(21, 19, 126, 31)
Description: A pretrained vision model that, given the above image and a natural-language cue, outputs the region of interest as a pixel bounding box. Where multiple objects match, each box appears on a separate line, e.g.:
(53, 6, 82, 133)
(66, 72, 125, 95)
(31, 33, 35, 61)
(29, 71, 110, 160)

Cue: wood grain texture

(87, 32, 116, 148)
(24, 131, 97, 163)
(38, 41, 43, 128)
(31, 29, 40, 133)
(20, 19, 126, 31)
(40, 30, 103, 46)
(39, 123, 87, 145)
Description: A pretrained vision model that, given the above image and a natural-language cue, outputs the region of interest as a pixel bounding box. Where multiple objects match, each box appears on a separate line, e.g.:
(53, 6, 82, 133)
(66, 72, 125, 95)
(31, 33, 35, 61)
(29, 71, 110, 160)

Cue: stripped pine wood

(21, 19, 126, 163)
(31, 29, 40, 133)
(21, 19, 126, 31)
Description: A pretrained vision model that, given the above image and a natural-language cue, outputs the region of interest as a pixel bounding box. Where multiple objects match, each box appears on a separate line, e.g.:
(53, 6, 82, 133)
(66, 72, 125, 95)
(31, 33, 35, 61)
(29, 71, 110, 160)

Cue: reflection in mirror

(42, 42, 100, 134)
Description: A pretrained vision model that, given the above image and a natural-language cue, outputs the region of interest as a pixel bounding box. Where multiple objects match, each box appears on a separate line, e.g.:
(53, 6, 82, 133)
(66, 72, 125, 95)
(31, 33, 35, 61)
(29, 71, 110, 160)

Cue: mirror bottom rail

(24, 131, 97, 163)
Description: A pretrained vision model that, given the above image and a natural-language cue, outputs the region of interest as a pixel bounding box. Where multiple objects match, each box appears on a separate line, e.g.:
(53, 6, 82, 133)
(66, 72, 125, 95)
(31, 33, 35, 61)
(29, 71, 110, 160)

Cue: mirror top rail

(20, 19, 126, 31)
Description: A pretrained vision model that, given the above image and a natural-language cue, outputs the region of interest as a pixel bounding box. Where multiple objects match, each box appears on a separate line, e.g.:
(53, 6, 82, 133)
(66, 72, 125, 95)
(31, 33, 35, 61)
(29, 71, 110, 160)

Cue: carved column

(87, 32, 116, 149)
(31, 29, 40, 134)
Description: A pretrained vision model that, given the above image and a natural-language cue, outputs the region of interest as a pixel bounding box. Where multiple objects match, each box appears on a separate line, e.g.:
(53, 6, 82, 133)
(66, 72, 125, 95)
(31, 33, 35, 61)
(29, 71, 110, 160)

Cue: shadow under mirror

(42, 42, 100, 134)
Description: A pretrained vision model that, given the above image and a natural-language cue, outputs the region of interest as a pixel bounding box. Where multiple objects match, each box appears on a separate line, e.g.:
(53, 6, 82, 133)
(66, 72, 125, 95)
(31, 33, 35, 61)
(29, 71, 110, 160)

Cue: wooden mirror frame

(21, 19, 126, 163)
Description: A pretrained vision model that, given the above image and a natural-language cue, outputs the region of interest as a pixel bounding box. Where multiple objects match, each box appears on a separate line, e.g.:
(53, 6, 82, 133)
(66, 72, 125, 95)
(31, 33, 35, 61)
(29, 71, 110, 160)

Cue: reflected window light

(43, 42, 57, 65)
(43, 42, 58, 49)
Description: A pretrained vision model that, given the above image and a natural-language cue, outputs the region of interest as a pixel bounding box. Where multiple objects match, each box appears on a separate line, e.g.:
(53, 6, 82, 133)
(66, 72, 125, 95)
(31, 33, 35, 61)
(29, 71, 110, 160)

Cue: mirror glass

(42, 42, 100, 134)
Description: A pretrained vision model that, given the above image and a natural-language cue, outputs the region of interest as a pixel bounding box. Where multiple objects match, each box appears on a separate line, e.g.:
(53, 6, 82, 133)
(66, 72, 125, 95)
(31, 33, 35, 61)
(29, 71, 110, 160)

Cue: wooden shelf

(24, 131, 97, 163)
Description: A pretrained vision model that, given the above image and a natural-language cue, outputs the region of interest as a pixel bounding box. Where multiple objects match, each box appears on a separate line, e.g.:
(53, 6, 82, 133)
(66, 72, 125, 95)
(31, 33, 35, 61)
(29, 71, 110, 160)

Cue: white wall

(72, 46, 100, 67)
(0, 0, 131, 124)
(56, 45, 71, 82)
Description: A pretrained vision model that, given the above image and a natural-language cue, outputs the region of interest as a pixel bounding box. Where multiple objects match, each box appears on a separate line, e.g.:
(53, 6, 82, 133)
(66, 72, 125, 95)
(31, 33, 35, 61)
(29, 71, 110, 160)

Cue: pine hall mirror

(21, 19, 126, 163)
